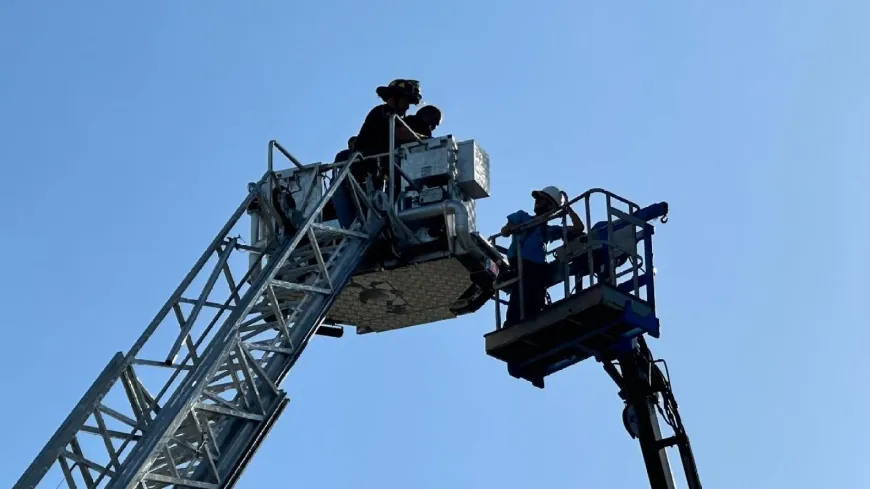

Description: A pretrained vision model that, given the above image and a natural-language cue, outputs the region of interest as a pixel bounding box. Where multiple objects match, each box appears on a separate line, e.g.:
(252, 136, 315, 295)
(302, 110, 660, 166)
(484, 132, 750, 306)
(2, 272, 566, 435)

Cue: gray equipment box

(400, 136, 458, 184)
(457, 140, 490, 199)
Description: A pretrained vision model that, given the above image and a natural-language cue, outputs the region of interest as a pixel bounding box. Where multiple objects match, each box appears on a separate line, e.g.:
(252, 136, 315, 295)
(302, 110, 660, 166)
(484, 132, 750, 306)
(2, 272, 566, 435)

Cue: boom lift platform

(14, 116, 503, 489)
(484, 191, 702, 489)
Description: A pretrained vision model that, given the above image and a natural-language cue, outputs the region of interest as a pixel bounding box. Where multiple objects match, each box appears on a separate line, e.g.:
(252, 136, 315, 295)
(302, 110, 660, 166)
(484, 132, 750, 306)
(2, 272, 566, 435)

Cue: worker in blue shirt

(500, 186, 584, 326)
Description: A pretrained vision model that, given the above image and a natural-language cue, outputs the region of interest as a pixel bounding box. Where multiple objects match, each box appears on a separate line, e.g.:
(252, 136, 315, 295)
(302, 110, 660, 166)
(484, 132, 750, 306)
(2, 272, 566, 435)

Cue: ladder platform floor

(484, 283, 660, 388)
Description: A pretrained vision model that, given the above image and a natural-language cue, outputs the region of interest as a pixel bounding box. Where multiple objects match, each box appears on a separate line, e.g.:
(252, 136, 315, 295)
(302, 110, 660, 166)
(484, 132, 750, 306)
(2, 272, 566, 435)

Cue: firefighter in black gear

(354, 79, 424, 196)
(405, 105, 442, 138)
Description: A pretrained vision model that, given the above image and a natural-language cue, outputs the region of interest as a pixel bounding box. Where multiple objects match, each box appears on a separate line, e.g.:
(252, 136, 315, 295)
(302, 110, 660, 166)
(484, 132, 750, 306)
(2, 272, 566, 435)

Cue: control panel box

(400, 136, 458, 184)
(457, 140, 490, 199)
(464, 197, 477, 233)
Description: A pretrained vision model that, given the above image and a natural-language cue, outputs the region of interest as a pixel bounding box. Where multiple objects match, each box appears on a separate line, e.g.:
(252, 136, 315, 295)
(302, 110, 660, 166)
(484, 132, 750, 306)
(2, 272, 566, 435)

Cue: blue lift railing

(488, 188, 668, 329)
(483, 190, 701, 489)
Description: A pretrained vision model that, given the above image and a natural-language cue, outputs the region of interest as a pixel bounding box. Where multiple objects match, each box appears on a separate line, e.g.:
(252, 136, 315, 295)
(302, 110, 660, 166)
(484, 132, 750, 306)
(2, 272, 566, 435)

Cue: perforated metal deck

(327, 258, 475, 333)
(484, 283, 660, 388)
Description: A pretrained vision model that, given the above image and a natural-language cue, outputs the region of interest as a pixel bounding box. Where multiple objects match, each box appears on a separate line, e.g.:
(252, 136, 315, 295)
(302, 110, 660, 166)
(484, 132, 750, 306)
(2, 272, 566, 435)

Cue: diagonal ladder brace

(119, 180, 385, 489)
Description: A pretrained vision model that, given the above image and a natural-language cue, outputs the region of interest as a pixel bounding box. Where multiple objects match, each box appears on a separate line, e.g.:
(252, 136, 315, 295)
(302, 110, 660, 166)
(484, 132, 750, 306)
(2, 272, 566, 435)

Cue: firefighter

(405, 104, 442, 138)
(333, 136, 357, 164)
(354, 79, 424, 196)
(329, 136, 359, 229)
(500, 186, 585, 326)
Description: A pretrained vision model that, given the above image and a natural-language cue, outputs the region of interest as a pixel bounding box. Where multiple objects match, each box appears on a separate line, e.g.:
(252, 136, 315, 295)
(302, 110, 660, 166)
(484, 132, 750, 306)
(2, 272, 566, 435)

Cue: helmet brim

(532, 190, 560, 208)
(376, 86, 393, 101)
(376, 85, 421, 104)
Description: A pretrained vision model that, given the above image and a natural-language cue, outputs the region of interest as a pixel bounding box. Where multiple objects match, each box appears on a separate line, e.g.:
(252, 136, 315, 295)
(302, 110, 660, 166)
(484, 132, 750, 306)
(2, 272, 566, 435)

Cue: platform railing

(488, 188, 658, 330)
(260, 143, 375, 239)
(249, 144, 380, 281)
(265, 110, 427, 217)
(262, 121, 430, 249)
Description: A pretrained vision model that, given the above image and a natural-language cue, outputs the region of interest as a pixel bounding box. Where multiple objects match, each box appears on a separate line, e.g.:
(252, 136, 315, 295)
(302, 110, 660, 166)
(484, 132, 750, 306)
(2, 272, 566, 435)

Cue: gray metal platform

(484, 283, 660, 387)
(327, 257, 477, 333)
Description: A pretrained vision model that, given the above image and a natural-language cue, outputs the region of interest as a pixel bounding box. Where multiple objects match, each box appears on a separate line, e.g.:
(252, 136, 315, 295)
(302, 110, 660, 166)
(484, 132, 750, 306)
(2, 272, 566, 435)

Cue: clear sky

(1, 1, 868, 488)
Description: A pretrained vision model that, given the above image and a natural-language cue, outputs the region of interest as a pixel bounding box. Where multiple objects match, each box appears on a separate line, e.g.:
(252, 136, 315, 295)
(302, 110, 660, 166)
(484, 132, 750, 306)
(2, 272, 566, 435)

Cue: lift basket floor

(484, 283, 659, 387)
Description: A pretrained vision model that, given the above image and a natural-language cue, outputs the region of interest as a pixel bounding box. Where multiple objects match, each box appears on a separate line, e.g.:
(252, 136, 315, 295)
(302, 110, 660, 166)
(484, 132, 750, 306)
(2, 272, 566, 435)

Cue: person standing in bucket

(500, 186, 585, 326)
(329, 136, 360, 229)
(333, 136, 357, 165)
(353, 79, 424, 195)
(405, 104, 443, 138)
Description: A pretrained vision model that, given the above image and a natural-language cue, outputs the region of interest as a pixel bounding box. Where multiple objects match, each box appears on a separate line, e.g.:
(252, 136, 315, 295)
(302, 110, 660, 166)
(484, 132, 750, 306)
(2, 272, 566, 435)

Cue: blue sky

(1, 1, 868, 488)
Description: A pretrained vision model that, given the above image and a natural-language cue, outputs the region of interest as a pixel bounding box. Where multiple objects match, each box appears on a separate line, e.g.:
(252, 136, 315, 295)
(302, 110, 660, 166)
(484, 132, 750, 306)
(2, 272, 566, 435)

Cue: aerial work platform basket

(484, 189, 668, 388)
(485, 283, 660, 387)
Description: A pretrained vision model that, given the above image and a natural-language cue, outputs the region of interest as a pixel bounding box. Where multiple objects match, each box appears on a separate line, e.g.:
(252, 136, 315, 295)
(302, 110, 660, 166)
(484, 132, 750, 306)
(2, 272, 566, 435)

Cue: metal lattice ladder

(15, 156, 386, 489)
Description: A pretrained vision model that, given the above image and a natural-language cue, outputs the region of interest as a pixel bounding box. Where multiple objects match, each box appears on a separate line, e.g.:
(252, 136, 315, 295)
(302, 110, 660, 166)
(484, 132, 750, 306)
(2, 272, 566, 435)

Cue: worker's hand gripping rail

(488, 189, 666, 329)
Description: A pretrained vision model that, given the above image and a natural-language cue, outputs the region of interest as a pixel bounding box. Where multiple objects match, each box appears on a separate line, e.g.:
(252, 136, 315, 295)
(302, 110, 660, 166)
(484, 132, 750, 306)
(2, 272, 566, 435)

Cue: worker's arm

(565, 206, 585, 232)
(394, 120, 421, 143)
(500, 222, 515, 237)
(546, 207, 585, 242)
(500, 211, 532, 237)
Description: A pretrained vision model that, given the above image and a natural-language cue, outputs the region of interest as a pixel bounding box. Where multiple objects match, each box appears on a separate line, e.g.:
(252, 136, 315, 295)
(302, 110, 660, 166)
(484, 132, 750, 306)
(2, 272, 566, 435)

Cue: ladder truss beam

(15, 159, 385, 489)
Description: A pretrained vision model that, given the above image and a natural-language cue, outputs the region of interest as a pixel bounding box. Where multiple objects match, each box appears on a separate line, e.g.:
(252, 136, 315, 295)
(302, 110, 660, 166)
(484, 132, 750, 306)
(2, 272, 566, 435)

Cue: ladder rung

(177, 297, 236, 311)
(246, 343, 294, 355)
(194, 402, 265, 422)
(310, 222, 370, 239)
(131, 358, 193, 371)
(270, 280, 331, 295)
(79, 425, 142, 441)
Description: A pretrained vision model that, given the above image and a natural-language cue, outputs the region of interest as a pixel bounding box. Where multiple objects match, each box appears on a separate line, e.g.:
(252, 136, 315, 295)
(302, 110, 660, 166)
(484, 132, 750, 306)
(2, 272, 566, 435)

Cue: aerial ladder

(14, 116, 701, 489)
(13, 142, 388, 489)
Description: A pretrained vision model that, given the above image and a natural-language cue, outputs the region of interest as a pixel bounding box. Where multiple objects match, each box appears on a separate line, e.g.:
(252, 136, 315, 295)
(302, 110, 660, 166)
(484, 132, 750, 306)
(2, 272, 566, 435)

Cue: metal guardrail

(488, 189, 658, 330)
(268, 139, 304, 173)
(268, 113, 424, 212)
(262, 115, 429, 246)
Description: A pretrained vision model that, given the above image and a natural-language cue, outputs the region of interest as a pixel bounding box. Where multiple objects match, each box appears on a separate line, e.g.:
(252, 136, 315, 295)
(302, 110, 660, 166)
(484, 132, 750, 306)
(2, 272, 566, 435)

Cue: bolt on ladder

(15, 153, 386, 489)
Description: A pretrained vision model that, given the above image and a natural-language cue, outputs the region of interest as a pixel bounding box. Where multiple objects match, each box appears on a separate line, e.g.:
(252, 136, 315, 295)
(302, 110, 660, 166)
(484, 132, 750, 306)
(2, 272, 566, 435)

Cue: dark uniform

(404, 105, 442, 139)
(330, 136, 358, 229)
(354, 103, 402, 158)
(353, 79, 422, 196)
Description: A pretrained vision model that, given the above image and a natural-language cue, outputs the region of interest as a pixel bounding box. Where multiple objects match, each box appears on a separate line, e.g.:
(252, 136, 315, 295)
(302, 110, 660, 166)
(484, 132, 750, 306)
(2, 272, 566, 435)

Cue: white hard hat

(532, 186, 564, 207)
